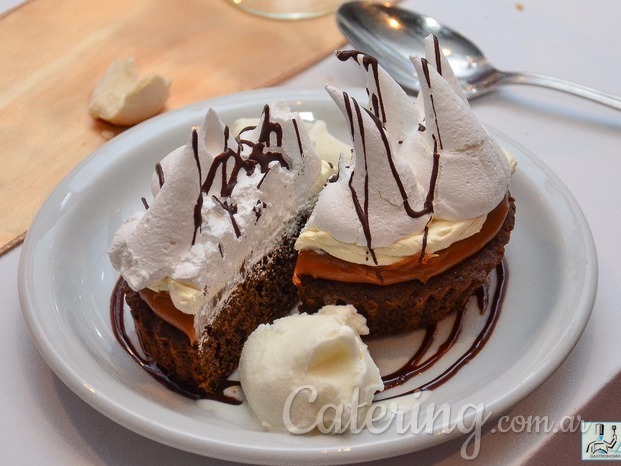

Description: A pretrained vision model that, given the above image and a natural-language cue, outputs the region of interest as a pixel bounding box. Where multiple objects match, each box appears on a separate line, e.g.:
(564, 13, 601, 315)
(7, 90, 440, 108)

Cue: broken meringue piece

(88, 58, 171, 126)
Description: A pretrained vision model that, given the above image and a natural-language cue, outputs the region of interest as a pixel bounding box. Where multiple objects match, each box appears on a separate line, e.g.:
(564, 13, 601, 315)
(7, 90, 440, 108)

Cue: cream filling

(148, 278, 204, 315)
(295, 214, 486, 266)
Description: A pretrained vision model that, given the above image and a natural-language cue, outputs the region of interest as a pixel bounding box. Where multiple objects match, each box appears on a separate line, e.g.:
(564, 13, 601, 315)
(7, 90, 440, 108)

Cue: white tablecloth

(2, 0, 620, 464)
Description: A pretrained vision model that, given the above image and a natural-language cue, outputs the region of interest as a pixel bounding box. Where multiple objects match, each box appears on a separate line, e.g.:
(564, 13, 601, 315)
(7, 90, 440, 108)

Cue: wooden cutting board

(0, 0, 347, 255)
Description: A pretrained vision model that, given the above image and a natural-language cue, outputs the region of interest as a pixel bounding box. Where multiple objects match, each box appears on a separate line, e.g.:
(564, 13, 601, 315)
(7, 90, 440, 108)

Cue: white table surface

(3, 0, 620, 464)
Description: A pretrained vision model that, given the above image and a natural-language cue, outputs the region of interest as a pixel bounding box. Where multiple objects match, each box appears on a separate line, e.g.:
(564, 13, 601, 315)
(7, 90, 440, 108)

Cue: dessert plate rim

(18, 87, 597, 465)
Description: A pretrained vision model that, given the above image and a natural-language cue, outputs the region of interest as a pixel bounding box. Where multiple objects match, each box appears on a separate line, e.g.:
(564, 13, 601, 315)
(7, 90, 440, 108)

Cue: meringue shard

(336, 50, 422, 146)
(410, 47, 511, 221)
(308, 85, 429, 261)
(298, 36, 512, 266)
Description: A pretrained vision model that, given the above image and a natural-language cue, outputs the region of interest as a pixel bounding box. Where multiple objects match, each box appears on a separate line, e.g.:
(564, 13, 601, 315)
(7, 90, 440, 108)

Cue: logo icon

(582, 421, 620, 460)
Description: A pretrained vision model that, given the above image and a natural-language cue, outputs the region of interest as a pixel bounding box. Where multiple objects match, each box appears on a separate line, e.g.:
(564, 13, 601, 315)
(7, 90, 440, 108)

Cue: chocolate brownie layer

(126, 223, 303, 396)
(296, 199, 516, 336)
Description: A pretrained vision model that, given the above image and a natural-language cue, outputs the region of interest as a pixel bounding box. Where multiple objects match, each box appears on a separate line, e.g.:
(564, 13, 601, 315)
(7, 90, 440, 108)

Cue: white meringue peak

(296, 36, 512, 265)
(308, 85, 430, 262)
(410, 52, 511, 221)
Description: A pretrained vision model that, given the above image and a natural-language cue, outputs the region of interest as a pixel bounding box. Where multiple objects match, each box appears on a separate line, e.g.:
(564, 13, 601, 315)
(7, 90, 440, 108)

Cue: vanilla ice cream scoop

(239, 305, 383, 433)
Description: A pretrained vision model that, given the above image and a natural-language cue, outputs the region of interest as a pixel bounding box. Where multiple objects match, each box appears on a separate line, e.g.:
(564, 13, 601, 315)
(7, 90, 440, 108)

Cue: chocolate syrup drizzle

(191, 130, 204, 245)
(381, 261, 507, 398)
(155, 162, 165, 188)
(185, 104, 304, 246)
(110, 261, 507, 405)
(335, 51, 442, 265)
(253, 199, 267, 222)
(432, 35, 443, 76)
(337, 50, 387, 125)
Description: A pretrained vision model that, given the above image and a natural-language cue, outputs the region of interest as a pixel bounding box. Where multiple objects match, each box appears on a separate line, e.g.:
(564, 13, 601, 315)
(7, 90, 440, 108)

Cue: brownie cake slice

(125, 224, 303, 394)
(109, 102, 324, 395)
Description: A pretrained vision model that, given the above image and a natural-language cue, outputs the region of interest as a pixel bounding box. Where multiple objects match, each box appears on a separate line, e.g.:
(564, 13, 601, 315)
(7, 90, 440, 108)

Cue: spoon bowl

(336, 1, 621, 109)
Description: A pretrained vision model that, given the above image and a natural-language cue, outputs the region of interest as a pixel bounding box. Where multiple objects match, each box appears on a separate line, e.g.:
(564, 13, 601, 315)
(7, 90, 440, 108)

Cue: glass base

(227, 0, 346, 20)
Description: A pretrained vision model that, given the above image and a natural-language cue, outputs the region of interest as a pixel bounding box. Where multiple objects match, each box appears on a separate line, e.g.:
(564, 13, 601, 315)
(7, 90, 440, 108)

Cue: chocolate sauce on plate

(381, 261, 507, 398)
(110, 277, 241, 405)
(110, 260, 506, 404)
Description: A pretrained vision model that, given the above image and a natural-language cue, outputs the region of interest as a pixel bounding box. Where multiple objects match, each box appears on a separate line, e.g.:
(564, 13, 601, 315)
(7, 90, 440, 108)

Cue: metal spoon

(336, 1, 621, 110)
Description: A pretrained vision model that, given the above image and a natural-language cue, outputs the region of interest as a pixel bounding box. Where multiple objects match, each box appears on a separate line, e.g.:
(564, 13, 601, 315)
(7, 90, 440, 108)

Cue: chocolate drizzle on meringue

(243, 104, 291, 173)
(191, 130, 203, 245)
(422, 58, 444, 151)
(335, 53, 441, 264)
(155, 162, 165, 188)
(186, 104, 302, 247)
(432, 35, 442, 75)
(336, 50, 387, 125)
(253, 199, 267, 222)
(212, 196, 241, 238)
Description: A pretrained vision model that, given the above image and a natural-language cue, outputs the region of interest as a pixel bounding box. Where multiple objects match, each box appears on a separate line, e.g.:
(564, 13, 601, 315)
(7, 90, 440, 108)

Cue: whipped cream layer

(296, 36, 512, 267)
(297, 214, 486, 266)
(239, 305, 383, 432)
(109, 102, 323, 339)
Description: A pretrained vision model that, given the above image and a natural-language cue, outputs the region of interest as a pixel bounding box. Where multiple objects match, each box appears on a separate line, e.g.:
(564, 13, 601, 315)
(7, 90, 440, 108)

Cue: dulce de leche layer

(138, 288, 196, 344)
(294, 197, 510, 286)
(137, 197, 509, 341)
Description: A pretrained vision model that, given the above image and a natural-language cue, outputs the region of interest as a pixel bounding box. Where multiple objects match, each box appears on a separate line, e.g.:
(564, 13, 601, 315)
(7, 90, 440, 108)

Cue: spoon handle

(497, 71, 621, 110)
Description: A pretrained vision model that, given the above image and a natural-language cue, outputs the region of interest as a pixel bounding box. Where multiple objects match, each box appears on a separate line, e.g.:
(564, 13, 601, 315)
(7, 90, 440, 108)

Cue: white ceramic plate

(19, 88, 597, 465)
